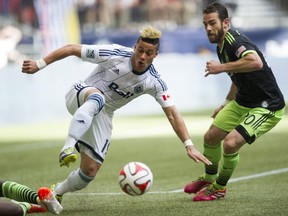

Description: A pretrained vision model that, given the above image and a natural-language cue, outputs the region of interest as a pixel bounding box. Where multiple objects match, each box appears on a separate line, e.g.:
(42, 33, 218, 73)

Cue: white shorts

(65, 82, 113, 164)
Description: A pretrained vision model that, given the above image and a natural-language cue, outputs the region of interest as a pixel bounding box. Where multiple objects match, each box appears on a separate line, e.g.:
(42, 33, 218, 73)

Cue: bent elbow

(254, 62, 263, 70)
(254, 54, 263, 70)
(255, 61, 263, 70)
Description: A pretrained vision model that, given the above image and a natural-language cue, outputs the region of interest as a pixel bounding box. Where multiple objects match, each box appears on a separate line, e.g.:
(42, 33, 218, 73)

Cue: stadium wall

(0, 54, 287, 125)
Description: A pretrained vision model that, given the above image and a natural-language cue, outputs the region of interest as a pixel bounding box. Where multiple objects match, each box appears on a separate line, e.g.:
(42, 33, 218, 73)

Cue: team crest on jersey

(85, 49, 95, 59)
(261, 100, 269, 108)
(134, 84, 144, 94)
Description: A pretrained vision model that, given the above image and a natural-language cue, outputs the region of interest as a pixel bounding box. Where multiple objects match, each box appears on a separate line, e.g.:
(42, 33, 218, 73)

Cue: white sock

(55, 168, 94, 195)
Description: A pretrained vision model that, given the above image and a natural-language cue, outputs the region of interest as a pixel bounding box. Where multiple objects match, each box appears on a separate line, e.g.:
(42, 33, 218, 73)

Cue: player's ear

(223, 18, 230, 29)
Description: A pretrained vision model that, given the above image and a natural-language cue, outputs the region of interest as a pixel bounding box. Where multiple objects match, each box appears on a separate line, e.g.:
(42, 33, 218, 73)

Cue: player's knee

(81, 161, 101, 177)
(86, 92, 105, 115)
(223, 137, 239, 154)
(204, 130, 222, 145)
(204, 131, 213, 144)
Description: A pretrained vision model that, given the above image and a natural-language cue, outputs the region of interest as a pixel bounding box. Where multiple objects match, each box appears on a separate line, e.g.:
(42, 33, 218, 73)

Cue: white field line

(68, 167, 288, 196)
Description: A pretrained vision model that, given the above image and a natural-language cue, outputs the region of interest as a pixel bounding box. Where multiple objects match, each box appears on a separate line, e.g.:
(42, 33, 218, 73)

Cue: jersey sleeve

(232, 33, 257, 58)
(81, 44, 100, 63)
(155, 90, 175, 108)
(153, 77, 175, 108)
(81, 44, 127, 63)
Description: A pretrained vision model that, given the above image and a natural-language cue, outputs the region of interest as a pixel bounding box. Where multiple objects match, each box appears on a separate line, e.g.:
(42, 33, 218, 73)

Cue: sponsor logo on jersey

(109, 82, 134, 98)
(86, 49, 95, 59)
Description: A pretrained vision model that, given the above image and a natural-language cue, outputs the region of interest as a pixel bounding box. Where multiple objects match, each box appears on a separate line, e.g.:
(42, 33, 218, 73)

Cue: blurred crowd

(1, 0, 287, 68)
(0, 0, 206, 67)
(0, 0, 205, 33)
(77, 0, 201, 32)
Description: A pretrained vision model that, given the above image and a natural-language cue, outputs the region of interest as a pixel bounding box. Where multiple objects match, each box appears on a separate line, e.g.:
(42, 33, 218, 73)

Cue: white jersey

(81, 44, 174, 113)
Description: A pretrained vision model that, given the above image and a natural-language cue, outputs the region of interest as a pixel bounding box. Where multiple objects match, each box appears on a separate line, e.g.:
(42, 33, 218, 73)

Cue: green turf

(1, 123, 288, 215)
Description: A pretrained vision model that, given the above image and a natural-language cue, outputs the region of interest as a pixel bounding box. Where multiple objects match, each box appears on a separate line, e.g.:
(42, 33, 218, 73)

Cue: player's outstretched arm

(162, 106, 212, 165)
(22, 44, 82, 74)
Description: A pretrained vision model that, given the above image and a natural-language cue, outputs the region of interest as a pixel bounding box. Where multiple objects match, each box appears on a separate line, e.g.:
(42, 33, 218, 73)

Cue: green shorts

(213, 100, 285, 144)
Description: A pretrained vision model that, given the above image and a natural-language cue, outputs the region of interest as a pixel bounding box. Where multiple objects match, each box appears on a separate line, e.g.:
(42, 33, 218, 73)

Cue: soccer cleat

(193, 183, 226, 201)
(51, 184, 63, 204)
(27, 203, 47, 213)
(59, 147, 77, 167)
(184, 175, 212, 194)
(38, 187, 63, 214)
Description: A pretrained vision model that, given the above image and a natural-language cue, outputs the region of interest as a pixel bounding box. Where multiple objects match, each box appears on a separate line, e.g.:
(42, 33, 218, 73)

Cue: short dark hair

(203, 2, 229, 22)
(137, 37, 159, 46)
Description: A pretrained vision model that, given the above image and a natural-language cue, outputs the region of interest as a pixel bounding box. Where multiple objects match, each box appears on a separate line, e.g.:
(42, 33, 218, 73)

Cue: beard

(208, 25, 225, 44)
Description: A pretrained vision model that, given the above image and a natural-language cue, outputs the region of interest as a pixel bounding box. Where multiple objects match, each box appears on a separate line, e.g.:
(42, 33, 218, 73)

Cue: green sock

(203, 143, 222, 182)
(2, 181, 38, 204)
(216, 152, 240, 188)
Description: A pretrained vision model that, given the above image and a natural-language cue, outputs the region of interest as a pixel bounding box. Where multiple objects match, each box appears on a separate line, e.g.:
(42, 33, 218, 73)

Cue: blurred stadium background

(0, 0, 287, 126)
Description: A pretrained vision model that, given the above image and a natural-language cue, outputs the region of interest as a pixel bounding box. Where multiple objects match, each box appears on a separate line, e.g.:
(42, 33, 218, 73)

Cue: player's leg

(0, 200, 48, 216)
(193, 130, 244, 201)
(0, 201, 27, 216)
(215, 106, 285, 189)
(59, 83, 105, 167)
(52, 152, 101, 203)
(0, 180, 60, 214)
(185, 102, 238, 194)
(53, 109, 113, 201)
(184, 125, 226, 194)
(193, 106, 285, 201)
(203, 101, 245, 182)
(67, 88, 105, 141)
(0, 180, 38, 204)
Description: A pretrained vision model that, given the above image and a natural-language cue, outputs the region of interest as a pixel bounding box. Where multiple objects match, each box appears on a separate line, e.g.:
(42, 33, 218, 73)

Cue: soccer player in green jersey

(184, 2, 286, 201)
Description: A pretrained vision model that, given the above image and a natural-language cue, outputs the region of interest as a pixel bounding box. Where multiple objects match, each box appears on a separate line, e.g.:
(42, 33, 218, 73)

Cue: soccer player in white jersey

(22, 26, 211, 204)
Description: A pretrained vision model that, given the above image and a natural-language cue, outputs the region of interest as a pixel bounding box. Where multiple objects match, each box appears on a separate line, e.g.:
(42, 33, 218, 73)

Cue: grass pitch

(0, 113, 287, 216)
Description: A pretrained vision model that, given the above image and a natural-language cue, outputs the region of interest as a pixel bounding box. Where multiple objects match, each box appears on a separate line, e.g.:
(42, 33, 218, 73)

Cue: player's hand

(205, 60, 223, 77)
(22, 60, 39, 74)
(186, 145, 212, 165)
(211, 105, 224, 118)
